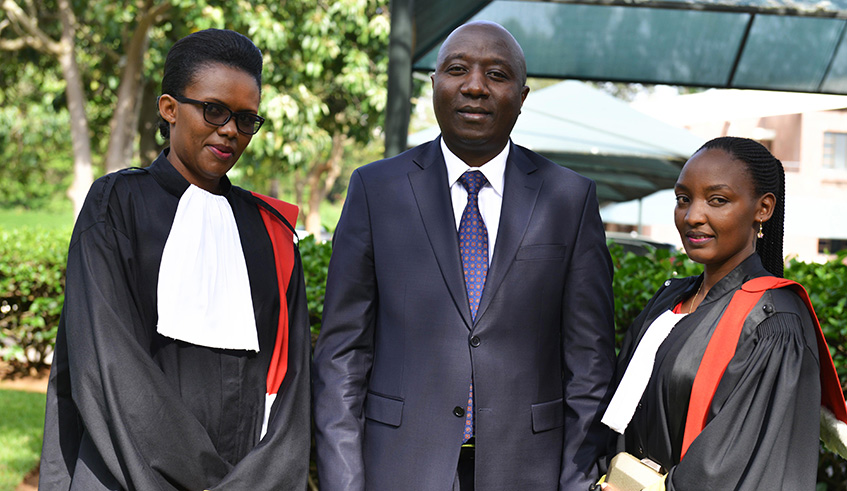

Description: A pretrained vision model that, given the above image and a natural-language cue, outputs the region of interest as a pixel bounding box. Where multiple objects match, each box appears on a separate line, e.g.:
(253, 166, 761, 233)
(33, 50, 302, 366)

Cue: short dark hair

(698, 136, 786, 277)
(158, 28, 263, 139)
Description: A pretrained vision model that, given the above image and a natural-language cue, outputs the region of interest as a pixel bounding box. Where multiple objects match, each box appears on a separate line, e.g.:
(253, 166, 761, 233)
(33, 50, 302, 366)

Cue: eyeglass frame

(168, 94, 266, 135)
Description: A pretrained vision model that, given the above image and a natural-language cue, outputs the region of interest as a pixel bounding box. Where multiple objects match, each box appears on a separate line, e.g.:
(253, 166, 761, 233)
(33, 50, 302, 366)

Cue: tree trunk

(138, 77, 163, 164)
(268, 178, 280, 199)
(56, 0, 93, 219)
(304, 132, 346, 236)
(104, 2, 170, 172)
(293, 169, 306, 211)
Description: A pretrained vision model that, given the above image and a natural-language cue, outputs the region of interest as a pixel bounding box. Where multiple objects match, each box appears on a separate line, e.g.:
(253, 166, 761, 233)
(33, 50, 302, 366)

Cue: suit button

(453, 406, 465, 417)
(470, 336, 481, 347)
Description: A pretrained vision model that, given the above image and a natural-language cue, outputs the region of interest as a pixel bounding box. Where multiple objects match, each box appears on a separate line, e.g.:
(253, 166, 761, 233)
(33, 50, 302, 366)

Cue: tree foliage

(235, 0, 391, 233)
(1, 0, 393, 231)
(0, 66, 72, 211)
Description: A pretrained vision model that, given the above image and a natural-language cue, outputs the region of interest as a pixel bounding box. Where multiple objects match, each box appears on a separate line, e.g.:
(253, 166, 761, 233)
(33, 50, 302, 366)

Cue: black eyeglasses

(171, 95, 265, 135)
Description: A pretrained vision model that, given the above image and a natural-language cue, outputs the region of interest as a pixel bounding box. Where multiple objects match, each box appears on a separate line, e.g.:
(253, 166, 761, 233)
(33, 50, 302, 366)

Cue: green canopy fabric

(412, 0, 847, 94)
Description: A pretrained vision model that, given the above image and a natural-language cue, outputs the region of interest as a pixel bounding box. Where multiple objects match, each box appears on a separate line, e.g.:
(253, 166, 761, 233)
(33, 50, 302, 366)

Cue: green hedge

(298, 234, 332, 344)
(0, 227, 69, 376)
(3, 231, 846, 380)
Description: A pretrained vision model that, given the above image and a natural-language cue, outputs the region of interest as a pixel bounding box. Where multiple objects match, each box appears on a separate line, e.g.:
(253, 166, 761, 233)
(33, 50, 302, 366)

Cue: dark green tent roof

(411, 0, 847, 94)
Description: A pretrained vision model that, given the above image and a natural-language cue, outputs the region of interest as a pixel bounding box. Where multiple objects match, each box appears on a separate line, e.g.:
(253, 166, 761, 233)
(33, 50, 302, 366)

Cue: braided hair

(698, 137, 785, 277)
(158, 29, 263, 139)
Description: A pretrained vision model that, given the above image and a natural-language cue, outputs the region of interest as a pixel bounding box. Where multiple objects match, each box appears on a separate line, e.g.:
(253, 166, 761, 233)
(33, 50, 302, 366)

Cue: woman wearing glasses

(40, 29, 310, 490)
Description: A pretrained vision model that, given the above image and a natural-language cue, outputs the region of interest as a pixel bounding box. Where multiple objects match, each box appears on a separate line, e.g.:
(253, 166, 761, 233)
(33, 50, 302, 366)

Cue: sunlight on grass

(0, 209, 74, 230)
(0, 389, 45, 490)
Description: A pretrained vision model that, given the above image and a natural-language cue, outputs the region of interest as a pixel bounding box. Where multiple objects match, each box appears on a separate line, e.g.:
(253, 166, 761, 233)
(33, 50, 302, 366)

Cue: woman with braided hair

(599, 137, 845, 490)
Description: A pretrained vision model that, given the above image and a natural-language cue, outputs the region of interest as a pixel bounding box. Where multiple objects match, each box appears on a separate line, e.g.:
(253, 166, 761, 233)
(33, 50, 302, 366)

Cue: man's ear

(520, 85, 529, 105)
(158, 94, 177, 125)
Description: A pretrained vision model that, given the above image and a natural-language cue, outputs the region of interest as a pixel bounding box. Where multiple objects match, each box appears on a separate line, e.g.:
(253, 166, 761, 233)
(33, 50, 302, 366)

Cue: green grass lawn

(0, 200, 340, 233)
(0, 208, 74, 230)
(0, 389, 45, 490)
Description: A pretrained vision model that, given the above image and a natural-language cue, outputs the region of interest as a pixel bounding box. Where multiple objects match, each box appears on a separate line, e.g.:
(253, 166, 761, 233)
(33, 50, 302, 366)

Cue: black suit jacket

(313, 139, 615, 490)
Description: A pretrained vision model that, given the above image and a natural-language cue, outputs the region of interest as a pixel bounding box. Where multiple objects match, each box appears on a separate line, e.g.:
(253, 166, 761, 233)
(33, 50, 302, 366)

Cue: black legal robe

(613, 254, 821, 490)
(40, 152, 311, 490)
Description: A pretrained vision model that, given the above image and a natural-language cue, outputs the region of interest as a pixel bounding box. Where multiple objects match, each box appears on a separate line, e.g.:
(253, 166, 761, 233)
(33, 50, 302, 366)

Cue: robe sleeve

(208, 251, 311, 490)
(49, 209, 235, 490)
(665, 309, 821, 491)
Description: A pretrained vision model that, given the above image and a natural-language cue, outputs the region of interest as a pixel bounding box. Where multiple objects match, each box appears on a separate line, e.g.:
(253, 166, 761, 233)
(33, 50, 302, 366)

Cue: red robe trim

(251, 192, 299, 396)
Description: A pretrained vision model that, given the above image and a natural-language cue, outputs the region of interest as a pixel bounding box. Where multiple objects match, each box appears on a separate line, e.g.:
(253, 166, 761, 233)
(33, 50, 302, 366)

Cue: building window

(823, 132, 847, 170)
(818, 238, 847, 254)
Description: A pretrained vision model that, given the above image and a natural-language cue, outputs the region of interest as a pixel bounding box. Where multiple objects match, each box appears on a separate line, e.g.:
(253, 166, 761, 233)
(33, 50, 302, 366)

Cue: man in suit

(313, 20, 615, 490)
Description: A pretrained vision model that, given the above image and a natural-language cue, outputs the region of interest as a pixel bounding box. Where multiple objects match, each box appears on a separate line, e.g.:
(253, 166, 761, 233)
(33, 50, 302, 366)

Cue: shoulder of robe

(749, 287, 817, 344)
(764, 286, 809, 313)
(658, 276, 692, 297)
(75, 167, 151, 233)
(755, 287, 812, 322)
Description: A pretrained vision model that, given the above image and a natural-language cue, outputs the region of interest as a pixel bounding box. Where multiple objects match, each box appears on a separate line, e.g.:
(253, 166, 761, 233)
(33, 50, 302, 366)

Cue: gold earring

(757, 220, 764, 239)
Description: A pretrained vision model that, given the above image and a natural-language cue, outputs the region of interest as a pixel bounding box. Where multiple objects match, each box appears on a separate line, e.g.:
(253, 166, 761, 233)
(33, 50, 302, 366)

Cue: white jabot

(157, 184, 259, 351)
(602, 309, 688, 434)
(441, 138, 508, 265)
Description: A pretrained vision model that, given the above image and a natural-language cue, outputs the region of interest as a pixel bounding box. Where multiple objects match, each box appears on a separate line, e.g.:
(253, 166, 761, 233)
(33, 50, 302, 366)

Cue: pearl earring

(757, 220, 764, 239)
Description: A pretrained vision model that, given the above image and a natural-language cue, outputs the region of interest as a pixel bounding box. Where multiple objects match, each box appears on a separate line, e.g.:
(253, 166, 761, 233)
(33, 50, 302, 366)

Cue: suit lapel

(408, 139, 473, 328)
(476, 143, 541, 323)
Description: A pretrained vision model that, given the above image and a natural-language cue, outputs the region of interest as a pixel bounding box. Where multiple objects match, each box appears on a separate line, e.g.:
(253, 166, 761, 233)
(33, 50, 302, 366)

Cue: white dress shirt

(441, 138, 508, 265)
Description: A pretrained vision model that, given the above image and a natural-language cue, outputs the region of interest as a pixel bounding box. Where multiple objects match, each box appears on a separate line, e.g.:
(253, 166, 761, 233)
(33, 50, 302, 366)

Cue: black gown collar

(147, 149, 234, 198)
(700, 254, 769, 303)
(672, 253, 771, 310)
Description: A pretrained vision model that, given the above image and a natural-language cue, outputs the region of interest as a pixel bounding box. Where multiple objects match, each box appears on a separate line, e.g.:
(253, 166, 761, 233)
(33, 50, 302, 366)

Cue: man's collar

(440, 138, 508, 196)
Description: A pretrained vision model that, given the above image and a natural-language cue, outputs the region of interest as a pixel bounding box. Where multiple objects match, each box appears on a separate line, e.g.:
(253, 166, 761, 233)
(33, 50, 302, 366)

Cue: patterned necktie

(458, 170, 488, 443)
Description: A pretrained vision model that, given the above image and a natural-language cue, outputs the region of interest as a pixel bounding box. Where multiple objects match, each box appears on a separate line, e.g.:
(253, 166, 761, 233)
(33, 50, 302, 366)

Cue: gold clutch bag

(605, 452, 665, 491)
